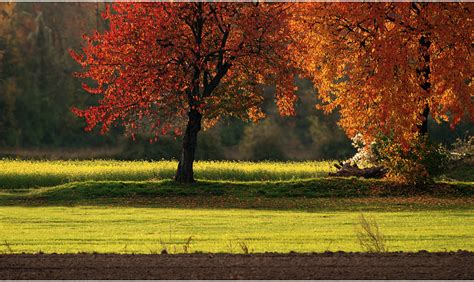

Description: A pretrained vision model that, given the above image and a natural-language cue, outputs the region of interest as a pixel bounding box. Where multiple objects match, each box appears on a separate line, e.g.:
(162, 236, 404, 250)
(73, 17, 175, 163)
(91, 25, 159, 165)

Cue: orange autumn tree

(71, 3, 296, 183)
(291, 2, 473, 147)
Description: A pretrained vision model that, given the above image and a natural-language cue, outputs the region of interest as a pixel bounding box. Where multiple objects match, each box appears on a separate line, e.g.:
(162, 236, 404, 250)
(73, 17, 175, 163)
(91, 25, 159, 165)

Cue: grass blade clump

(355, 214, 388, 253)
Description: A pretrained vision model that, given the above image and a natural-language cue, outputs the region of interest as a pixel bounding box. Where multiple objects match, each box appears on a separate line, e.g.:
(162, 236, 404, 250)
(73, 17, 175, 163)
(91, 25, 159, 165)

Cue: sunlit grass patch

(0, 160, 335, 189)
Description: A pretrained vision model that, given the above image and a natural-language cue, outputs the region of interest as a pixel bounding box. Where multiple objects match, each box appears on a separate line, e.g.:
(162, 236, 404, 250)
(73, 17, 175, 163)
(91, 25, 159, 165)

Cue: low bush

(449, 135, 473, 165)
(343, 133, 450, 185)
(372, 135, 449, 185)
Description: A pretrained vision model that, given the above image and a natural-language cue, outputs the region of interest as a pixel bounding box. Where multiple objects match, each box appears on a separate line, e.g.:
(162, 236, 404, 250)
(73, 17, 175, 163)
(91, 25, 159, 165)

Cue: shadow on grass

(0, 178, 472, 211)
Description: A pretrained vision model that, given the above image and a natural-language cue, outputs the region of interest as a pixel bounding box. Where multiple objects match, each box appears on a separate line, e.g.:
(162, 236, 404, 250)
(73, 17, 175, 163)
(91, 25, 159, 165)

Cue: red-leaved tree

(71, 3, 297, 183)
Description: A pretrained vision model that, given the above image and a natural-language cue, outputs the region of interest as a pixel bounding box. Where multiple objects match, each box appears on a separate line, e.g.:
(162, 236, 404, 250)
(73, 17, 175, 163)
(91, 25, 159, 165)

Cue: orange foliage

(291, 3, 473, 147)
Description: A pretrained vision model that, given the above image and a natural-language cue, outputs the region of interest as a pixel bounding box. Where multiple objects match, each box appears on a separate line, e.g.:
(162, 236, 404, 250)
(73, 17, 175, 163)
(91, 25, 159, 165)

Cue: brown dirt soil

(0, 251, 473, 279)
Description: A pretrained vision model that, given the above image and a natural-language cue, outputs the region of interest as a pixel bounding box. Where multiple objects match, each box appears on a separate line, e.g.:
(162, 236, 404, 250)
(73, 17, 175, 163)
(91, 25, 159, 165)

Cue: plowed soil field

(0, 252, 472, 279)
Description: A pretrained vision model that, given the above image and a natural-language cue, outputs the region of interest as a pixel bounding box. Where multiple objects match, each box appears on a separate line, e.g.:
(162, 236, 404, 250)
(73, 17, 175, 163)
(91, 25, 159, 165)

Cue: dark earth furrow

(0, 252, 472, 279)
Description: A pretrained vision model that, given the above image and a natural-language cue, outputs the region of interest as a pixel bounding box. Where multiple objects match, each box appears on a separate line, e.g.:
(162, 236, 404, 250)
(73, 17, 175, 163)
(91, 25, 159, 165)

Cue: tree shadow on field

(0, 178, 472, 211)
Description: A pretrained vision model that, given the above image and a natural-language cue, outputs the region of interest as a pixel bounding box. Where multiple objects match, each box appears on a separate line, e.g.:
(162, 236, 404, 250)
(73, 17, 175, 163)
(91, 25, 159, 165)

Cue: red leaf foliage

(71, 3, 297, 138)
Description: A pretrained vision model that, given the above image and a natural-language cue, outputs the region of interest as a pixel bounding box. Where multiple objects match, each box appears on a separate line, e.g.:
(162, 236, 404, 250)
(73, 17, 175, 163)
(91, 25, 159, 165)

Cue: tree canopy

(291, 3, 473, 147)
(71, 3, 297, 137)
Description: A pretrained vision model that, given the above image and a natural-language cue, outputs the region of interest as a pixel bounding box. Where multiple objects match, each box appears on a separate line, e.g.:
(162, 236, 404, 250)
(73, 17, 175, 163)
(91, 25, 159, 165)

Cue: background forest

(0, 3, 472, 161)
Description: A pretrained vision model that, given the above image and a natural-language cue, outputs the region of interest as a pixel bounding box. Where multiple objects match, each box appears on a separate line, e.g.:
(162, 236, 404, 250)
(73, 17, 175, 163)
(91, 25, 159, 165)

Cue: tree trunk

(419, 105, 430, 136)
(175, 109, 202, 183)
(417, 33, 431, 136)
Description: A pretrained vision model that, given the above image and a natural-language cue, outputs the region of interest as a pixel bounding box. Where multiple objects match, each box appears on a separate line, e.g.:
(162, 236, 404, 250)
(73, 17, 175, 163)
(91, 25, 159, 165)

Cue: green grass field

(0, 159, 472, 254)
(0, 206, 472, 254)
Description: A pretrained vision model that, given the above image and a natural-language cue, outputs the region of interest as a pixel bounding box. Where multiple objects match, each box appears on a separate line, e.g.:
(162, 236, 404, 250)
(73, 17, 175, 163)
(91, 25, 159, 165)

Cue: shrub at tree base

(372, 135, 449, 185)
(449, 136, 474, 165)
